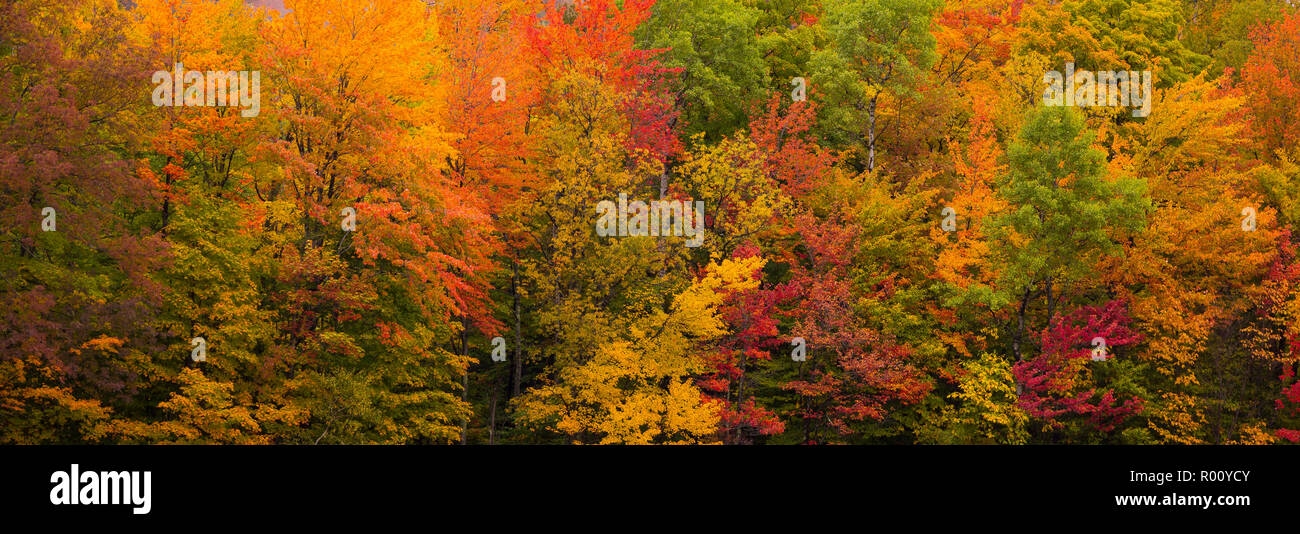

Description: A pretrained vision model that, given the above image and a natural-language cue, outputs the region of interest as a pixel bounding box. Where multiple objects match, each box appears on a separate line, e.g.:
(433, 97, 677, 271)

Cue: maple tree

(0, 0, 164, 443)
(2, 0, 1299, 447)
(1239, 12, 1300, 163)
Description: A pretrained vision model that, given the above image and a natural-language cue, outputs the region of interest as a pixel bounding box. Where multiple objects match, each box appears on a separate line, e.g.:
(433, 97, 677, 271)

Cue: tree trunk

(1045, 276, 1055, 325)
(1013, 287, 1032, 395)
(459, 324, 469, 445)
(867, 94, 878, 173)
(488, 381, 498, 445)
(511, 259, 523, 398)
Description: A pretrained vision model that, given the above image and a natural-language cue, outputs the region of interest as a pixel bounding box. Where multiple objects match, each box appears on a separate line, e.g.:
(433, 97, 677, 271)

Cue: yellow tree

(517, 258, 763, 444)
(1113, 76, 1278, 443)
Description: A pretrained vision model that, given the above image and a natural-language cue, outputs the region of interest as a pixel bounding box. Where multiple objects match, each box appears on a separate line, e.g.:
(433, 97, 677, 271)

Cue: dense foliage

(3, 0, 1299, 445)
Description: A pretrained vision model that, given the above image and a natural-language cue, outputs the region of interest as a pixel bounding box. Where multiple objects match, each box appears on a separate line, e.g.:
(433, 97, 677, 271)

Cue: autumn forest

(3, 0, 1300, 446)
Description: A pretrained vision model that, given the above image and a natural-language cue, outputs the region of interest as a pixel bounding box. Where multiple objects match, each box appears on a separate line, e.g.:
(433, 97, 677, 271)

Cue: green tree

(810, 0, 942, 172)
(637, 0, 767, 141)
(987, 106, 1148, 365)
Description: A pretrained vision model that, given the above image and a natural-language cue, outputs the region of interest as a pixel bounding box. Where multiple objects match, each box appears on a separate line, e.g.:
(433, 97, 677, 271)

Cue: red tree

(1013, 300, 1145, 433)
